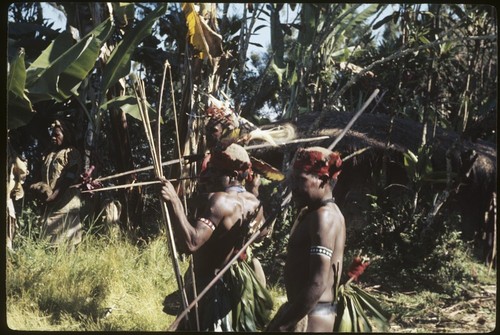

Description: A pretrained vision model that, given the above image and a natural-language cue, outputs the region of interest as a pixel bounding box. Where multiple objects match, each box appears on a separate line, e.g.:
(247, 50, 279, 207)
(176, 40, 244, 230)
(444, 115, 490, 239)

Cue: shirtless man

(267, 146, 346, 332)
(160, 142, 273, 331)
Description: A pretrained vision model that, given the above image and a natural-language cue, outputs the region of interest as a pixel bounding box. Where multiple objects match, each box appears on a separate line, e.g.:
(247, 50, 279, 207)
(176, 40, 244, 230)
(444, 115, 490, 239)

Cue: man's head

(49, 119, 76, 148)
(201, 143, 252, 191)
(289, 146, 342, 207)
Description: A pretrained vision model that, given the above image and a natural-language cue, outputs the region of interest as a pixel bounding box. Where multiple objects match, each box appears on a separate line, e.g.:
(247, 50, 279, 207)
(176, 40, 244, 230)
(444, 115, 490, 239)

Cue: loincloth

(269, 301, 338, 332)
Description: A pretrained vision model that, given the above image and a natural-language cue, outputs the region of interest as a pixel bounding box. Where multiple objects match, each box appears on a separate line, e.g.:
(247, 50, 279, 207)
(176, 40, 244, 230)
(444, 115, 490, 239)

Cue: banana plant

(7, 3, 167, 129)
(267, 3, 386, 120)
(7, 18, 113, 129)
(7, 2, 168, 231)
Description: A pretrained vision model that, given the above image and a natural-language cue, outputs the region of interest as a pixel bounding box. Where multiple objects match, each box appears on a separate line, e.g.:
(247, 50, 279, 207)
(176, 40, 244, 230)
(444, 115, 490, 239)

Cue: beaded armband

(198, 217, 216, 231)
(310, 245, 333, 259)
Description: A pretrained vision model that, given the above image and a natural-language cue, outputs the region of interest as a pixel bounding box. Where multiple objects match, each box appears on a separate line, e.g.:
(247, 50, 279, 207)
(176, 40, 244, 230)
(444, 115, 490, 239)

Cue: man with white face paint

(267, 146, 345, 332)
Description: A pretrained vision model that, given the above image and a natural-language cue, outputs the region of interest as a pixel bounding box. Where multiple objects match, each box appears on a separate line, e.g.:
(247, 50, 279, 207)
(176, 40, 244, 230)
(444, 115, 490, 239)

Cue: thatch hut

(250, 111, 497, 263)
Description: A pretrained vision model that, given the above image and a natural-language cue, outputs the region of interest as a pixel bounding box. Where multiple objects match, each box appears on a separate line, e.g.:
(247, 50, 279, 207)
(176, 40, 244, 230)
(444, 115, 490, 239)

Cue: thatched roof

(252, 111, 496, 193)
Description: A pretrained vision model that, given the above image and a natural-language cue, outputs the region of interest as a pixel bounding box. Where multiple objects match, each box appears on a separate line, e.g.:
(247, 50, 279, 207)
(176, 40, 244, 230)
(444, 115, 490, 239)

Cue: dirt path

(388, 285, 496, 333)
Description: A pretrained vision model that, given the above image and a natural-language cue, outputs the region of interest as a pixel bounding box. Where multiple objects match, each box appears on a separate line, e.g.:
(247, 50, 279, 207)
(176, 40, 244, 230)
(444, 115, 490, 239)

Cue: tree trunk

(108, 100, 143, 232)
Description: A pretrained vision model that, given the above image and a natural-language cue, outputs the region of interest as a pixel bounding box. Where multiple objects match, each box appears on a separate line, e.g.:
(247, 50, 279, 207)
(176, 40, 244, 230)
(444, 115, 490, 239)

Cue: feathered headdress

(204, 94, 296, 147)
(203, 94, 295, 181)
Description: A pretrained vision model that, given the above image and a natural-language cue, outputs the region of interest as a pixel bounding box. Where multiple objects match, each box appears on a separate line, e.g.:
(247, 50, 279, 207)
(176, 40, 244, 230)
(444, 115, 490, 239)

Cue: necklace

(225, 185, 246, 193)
(320, 198, 335, 206)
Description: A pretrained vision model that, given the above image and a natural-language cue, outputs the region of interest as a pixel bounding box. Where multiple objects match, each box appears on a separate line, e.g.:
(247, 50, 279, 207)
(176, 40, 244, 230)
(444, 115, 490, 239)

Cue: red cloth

(293, 147, 342, 180)
(347, 257, 370, 281)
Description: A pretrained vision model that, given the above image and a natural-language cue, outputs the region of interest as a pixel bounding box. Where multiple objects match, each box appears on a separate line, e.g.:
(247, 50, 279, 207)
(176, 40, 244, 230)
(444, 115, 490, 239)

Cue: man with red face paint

(267, 146, 345, 332)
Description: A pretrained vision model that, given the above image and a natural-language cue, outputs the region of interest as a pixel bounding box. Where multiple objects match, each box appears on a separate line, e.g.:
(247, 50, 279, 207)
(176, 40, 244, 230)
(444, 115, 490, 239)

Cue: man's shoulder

(208, 191, 239, 206)
(306, 205, 344, 229)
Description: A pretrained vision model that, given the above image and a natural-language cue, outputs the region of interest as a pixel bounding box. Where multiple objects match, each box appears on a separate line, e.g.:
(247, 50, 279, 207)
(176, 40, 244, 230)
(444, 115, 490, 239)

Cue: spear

(328, 88, 379, 151)
(83, 89, 379, 187)
(77, 155, 203, 186)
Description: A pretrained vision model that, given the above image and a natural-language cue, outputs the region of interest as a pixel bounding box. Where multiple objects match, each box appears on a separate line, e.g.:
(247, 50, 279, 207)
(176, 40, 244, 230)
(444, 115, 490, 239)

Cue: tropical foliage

(6, 2, 496, 332)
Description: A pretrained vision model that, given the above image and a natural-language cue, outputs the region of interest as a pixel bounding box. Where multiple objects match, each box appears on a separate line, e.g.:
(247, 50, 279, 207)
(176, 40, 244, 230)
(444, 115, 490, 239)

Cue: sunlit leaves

(182, 2, 223, 63)
(7, 48, 34, 128)
(101, 4, 167, 95)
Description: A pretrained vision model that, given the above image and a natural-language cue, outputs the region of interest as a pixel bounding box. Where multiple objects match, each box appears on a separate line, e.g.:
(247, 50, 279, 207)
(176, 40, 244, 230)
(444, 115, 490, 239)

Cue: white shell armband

(310, 245, 333, 258)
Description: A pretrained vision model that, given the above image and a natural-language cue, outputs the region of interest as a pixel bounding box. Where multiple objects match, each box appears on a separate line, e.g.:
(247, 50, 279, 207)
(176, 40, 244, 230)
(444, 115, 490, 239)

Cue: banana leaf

(182, 3, 222, 62)
(100, 95, 158, 122)
(7, 48, 34, 128)
(335, 283, 391, 332)
(26, 19, 114, 103)
(100, 4, 167, 95)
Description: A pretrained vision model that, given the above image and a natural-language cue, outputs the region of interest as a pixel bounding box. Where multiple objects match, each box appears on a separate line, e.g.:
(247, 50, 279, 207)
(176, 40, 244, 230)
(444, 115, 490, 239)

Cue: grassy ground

(5, 225, 496, 332)
(6, 232, 180, 331)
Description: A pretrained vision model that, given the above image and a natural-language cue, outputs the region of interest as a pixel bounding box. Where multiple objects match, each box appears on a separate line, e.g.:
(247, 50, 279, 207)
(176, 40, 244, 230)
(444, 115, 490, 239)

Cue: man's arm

(46, 164, 78, 202)
(160, 178, 230, 253)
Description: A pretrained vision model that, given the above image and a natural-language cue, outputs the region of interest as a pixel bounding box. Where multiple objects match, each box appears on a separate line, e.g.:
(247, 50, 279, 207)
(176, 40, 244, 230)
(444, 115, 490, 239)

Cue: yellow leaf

(182, 3, 223, 61)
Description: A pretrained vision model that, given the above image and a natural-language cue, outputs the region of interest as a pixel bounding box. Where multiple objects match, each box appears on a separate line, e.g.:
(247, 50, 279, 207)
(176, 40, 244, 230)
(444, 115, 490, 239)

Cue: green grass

(6, 208, 496, 332)
(6, 231, 186, 331)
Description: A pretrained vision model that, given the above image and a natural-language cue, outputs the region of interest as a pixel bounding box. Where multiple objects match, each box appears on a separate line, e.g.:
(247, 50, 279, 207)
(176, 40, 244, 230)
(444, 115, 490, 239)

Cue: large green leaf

(7, 48, 35, 129)
(101, 4, 167, 95)
(341, 4, 379, 34)
(8, 48, 31, 107)
(100, 95, 157, 122)
(25, 19, 114, 103)
(337, 295, 353, 332)
(351, 284, 391, 326)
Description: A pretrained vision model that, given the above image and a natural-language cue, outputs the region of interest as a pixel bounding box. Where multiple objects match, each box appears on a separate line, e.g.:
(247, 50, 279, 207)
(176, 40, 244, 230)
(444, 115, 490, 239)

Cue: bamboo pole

(167, 61, 190, 217)
(328, 88, 379, 151)
(157, 60, 168, 173)
(167, 60, 200, 330)
(132, 75, 190, 319)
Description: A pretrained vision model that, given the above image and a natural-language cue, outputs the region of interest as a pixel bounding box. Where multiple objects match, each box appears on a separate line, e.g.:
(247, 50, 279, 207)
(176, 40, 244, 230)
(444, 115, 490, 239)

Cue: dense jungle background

(5, 3, 497, 332)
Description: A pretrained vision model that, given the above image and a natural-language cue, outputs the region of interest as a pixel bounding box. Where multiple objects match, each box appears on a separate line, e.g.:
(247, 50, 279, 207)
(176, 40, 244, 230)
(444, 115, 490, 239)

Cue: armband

(198, 217, 216, 231)
(310, 246, 333, 259)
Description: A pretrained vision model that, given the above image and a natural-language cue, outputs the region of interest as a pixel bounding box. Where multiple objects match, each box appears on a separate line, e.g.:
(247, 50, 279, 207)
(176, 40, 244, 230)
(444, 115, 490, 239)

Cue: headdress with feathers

(203, 94, 296, 181)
